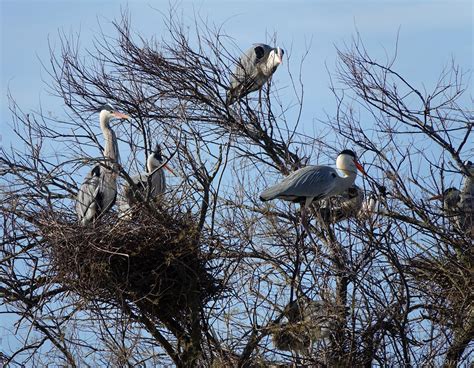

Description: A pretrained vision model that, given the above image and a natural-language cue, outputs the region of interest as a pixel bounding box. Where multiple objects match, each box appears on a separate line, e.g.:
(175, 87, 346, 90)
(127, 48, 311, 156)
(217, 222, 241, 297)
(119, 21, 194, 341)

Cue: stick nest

(407, 251, 473, 327)
(38, 205, 221, 321)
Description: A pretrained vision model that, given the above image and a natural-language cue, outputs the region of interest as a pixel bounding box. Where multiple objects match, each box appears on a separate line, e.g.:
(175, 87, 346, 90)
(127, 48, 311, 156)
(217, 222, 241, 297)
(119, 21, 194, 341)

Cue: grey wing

(150, 169, 166, 196)
(458, 195, 473, 236)
(136, 169, 166, 197)
(124, 169, 165, 204)
(260, 166, 337, 201)
(76, 171, 101, 223)
(98, 172, 117, 214)
(124, 172, 147, 205)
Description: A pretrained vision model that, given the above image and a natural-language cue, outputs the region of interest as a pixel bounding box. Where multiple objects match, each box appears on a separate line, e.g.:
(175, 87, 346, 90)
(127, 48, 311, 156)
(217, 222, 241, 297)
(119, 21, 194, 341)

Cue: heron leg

(300, 201, 318, 249)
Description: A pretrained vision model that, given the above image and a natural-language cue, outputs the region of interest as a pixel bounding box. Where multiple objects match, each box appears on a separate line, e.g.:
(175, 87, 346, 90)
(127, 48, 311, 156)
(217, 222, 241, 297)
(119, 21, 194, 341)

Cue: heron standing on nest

(76, 104, 129, 225)
(122, 143, 174, 211)
(429, 160, 474, 237)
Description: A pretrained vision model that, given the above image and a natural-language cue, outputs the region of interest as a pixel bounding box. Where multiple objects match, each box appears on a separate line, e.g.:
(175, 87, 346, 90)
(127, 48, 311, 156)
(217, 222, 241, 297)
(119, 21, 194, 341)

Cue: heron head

(265, 47, 284, 69)
(91, 165, 101, 177)
(98, 104, 130, 123)
(428, 187, 460, 204)
(152, 143, 163, 162)
(147, 144, 175, 175)
(336, 149, 366, 175)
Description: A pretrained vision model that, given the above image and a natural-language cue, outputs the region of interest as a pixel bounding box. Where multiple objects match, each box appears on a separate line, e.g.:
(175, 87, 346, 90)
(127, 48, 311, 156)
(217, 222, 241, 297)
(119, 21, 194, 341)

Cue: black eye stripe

(98, 103, 115, 112)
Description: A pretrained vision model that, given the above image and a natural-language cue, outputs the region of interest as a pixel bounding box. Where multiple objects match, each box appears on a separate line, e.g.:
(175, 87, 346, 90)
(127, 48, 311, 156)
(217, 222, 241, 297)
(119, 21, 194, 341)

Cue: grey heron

(429, 160, 473, 237)
(318, 185, 364, 223)
(460, 160, 473, 199)
(460, 160, 474, 237)
(260, 150, 366, 208)
(123, 143, 174, 208)
(227, 43, 284, 105)
(76, 104, 129, 225)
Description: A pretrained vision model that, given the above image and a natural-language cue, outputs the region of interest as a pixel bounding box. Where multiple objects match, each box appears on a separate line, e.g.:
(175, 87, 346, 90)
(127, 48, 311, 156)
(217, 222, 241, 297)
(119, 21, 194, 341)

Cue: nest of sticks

(38, 204, 221, 321)
(407, 252, 473, 326)
(271, 297, 333, 353)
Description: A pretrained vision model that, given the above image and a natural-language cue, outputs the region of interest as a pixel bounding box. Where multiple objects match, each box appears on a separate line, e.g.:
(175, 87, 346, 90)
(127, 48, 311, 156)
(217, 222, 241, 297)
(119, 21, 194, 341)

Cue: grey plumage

(260, 166, 338, 203)
(272, 297, 333, 353)
(260, 150, 366, 208)
(458, 160, 473, 236)
(430, 160, 474, 237)
(123, 144, 167, 206)
(318, 185, 364, 223)
(227, 43, 284, 105)
(359, 192, 379, 218)
(76, 165, 101, 225)
(460, 160, 473, 201)
(76, 105, 128, 225)
(438, 187, 466, 232)
(76, 165, 118, 225)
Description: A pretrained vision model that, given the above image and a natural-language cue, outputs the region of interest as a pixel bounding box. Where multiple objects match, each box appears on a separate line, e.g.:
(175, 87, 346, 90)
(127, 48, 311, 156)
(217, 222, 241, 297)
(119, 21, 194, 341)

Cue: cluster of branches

(1, 11, 472, 368)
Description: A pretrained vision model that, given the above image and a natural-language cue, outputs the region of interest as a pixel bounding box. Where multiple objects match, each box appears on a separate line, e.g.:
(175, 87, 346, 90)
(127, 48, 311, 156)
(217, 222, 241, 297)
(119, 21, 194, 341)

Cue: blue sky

(1, 0, 472, 149)
(0, 0, 472, 359)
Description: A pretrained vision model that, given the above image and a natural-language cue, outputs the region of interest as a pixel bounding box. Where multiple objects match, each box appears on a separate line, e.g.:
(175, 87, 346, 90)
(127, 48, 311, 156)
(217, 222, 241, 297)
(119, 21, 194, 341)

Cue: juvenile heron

(429, 160, 473, 237)
(123, 143, 174, 208)
(318, 185, 364, 223)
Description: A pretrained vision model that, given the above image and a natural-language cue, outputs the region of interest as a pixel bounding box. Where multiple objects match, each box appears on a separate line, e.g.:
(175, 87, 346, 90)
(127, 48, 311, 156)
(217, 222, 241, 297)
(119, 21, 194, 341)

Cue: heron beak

(428, 194, 443, 201)
(355, 160, 367, 175)
(112, 112, 130, 120)
(163, 164, 175, 175)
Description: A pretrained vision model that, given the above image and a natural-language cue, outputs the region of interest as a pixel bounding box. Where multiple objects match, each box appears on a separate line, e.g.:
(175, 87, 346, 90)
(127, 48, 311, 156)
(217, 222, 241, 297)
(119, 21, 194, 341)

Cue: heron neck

(462, 176, 473, 194)
(338, 168, 357, 180)
(100, 115, 120, 168)
(262, 51, 280, 76)
(335, 169, 357, 191)
(147, 156, 161, 173)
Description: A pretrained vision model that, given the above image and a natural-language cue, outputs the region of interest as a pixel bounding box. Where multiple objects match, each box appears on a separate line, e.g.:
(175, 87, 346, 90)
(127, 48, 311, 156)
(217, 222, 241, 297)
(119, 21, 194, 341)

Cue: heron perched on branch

(76, 104, 129, 225)
(227, 43, 284, 105)
(260, 150, 366, 208)
(260, 149, 367, 235)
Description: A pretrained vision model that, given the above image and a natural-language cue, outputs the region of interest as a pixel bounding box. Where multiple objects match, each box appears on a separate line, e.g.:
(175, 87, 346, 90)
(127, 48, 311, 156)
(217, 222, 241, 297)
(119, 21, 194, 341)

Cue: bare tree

(1, 11, 472, 368)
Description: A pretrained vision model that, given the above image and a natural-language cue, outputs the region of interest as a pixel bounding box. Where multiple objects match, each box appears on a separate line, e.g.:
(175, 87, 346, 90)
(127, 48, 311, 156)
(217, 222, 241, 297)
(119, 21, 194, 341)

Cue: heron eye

(281, 49, 285, 56)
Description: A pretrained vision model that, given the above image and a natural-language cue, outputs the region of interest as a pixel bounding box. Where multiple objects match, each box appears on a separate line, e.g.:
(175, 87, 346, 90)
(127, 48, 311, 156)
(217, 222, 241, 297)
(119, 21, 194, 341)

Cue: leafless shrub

(1, 10, 472, 368)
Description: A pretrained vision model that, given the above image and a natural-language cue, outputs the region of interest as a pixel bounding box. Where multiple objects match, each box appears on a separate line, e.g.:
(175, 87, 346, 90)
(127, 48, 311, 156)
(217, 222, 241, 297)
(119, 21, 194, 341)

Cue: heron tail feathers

(259, 186, 280, 202)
